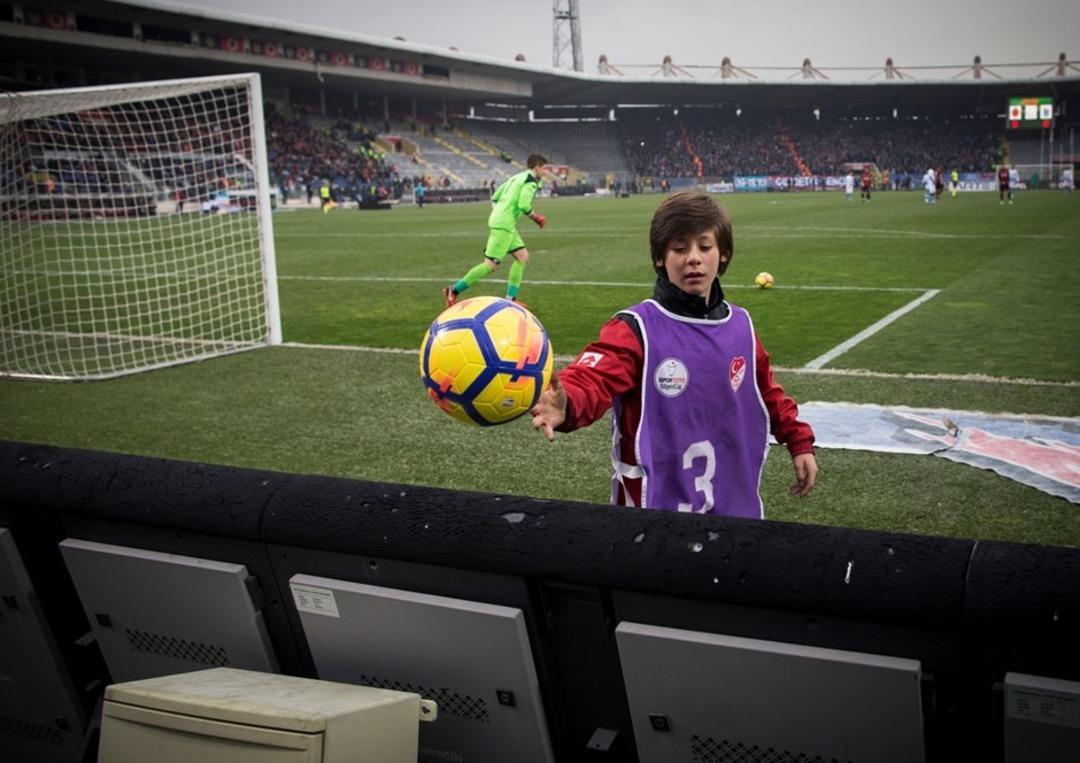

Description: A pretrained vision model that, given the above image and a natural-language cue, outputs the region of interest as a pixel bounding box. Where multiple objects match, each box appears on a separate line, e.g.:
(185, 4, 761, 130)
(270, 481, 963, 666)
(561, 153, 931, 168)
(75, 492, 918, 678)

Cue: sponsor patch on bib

(654, 357, 689, 397)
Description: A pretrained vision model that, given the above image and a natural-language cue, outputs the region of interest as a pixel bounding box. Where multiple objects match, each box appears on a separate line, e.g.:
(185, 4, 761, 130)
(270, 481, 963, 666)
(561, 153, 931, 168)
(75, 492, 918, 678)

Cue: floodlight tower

(552, 0, 583, 72)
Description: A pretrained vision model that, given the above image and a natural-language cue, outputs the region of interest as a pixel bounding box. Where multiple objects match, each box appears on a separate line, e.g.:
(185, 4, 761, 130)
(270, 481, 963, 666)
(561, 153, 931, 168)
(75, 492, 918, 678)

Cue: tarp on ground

(793, 402, 1080, 504)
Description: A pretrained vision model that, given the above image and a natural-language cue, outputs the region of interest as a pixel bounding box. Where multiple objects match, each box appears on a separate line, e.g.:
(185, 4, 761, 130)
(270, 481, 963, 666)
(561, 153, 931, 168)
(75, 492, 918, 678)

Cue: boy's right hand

(531, 213, 546, 228)
(530, 374, 566, 442)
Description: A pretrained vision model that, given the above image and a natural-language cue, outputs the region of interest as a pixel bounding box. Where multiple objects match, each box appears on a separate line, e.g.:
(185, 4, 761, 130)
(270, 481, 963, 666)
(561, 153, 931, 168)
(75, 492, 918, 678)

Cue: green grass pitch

(2, 190, 1078, 546)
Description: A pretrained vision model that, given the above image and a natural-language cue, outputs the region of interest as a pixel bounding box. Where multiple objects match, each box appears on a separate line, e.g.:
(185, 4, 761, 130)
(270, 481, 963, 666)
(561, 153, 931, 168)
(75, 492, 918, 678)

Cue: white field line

(277, 274, 928, 292)
(280, 341, 1080, 388)
(273, 227, 1068, 241)
(804, 289, 941, 369)
(740, 225, 1068, 241)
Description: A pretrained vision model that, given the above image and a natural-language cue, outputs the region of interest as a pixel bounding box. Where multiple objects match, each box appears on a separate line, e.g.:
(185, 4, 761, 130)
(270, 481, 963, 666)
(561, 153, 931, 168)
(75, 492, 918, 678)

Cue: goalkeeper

(443, 154, 548, 307)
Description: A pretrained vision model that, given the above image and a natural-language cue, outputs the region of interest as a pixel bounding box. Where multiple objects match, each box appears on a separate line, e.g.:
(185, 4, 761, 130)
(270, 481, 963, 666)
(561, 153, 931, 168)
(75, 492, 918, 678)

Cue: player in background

(998, 164, 1013, 205)
(843, 171, 855, 202)
(934, 166, 945, 201)
(319, 181, 335, 215)
(444, 154, 548, 307)
(860, 166, 872, 202)
(530, 192, 817, 517)
(1009, 165, 1020, 203)
(922, 168, 937, 205)
(1061, 166, 1074, 193)
(950, 168, 959, 199)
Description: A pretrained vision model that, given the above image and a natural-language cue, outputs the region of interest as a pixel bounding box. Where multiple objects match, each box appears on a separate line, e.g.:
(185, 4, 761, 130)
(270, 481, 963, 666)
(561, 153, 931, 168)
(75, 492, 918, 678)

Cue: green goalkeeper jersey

(488, 170, 540, 230)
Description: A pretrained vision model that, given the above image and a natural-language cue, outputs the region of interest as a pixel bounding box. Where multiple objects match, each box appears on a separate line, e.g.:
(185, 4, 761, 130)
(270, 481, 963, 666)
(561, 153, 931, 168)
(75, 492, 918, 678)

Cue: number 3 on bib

(677, 440, 716, 513)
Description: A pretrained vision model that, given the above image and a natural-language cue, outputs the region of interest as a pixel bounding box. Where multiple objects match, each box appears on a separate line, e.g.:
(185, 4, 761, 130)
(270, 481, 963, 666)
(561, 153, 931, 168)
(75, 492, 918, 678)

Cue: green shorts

(484, 227, 525, 263)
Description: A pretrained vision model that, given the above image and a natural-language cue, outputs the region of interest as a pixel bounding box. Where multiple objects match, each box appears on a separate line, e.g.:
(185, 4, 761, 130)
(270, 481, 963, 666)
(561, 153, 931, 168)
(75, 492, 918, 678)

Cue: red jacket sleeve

(755, 333, 815, 457)
(556, 317, 642, 431)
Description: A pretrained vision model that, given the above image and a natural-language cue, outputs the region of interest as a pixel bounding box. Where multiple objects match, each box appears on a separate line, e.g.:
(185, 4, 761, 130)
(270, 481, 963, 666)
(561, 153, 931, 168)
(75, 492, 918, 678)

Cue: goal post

(0, 73, 282, 381)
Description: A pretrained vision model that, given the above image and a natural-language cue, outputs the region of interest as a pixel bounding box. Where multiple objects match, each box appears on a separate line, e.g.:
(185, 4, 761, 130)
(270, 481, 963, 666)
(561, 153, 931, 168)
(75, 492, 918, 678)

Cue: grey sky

(164, 0, 1078, 73)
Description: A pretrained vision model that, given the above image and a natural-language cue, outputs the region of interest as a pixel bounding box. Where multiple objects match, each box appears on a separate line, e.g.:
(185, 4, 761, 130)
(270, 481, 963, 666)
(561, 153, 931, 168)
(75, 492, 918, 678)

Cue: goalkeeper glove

(531, 212, 547, 228)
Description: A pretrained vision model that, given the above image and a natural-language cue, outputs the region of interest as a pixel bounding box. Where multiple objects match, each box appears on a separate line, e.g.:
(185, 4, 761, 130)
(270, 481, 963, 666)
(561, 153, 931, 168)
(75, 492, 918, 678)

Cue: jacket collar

(652, 277, 728, 320)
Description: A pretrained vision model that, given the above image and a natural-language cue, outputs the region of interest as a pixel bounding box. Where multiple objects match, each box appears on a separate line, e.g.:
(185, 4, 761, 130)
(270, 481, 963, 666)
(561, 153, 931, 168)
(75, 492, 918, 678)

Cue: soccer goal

(0, 73, 281, 380)
(1011, 162, 1073, 190)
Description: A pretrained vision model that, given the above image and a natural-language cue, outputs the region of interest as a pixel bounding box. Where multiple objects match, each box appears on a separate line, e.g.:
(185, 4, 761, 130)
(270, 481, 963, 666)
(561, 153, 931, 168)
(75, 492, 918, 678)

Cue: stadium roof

(528, 73, 1079, 114)
(4, 0, 1079, 115)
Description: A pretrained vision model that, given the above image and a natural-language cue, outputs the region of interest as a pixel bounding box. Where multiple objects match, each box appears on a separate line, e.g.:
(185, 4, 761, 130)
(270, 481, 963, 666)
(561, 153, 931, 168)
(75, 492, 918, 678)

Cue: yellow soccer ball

(755, 271, 775, 289)
(420, 296, 554, 426)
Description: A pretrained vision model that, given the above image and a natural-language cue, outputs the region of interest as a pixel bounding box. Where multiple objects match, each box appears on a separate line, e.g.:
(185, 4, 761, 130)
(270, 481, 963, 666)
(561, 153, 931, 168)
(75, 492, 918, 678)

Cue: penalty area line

(278, 342, 1078, 387)
(803, 289, 941, 369)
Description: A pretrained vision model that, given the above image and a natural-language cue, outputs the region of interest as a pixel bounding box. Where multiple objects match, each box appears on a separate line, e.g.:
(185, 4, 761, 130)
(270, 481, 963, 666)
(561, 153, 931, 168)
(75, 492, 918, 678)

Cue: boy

(443, 154, 548, 307)
(843, 171, 855, 202)
(530, 192, 817, 518)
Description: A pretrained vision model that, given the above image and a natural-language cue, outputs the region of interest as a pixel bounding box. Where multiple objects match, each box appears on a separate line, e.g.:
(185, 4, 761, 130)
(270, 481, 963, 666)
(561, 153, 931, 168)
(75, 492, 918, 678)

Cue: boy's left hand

(790, 453, 817, 497)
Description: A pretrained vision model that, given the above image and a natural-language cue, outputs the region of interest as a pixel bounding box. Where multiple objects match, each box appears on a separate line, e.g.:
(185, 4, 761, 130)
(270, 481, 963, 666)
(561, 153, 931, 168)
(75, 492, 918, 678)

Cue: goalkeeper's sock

(506, 260, 525, 299)
(454, 263, 491, 295)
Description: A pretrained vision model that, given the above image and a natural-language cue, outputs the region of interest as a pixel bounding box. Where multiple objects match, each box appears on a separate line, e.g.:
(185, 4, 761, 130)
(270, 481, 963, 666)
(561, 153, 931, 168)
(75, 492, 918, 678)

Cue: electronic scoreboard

(1007, 97, 1053, 129)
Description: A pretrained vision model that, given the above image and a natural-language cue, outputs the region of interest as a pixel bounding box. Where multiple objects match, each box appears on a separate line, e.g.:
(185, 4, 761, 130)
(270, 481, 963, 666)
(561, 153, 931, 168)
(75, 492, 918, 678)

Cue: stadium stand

(622, 112, 799, 179)
(266, 106, 399, 205)
(468, 119, 633, 188)
(381, 118, 501, 190)
(619, 110, 1004, 182)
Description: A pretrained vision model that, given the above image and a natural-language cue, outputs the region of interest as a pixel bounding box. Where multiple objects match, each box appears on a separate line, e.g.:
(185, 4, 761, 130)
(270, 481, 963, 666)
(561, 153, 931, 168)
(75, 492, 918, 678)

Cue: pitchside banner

(793, 402, 1080, 503)
(734, 176, 846, 191)
(734, 176, 768, 191)
(958, 172, 999, 192)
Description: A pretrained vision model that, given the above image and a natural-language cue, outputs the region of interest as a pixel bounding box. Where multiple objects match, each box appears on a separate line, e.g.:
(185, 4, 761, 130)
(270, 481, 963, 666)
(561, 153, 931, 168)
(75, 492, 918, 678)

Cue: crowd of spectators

(265, 104, 403, 204)
(621, 112, 1003, 180)
(624, 115, 800, 178)
(9, 99, 1009, 217)
(787, 118, 1001, 175)
(8, 100, 470, 214)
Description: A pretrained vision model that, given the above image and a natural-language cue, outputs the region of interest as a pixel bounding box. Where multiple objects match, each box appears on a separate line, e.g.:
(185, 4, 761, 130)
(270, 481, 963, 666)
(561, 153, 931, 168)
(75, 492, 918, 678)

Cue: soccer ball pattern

(421, 296, 554, 426)
(755, 271, 775, 289)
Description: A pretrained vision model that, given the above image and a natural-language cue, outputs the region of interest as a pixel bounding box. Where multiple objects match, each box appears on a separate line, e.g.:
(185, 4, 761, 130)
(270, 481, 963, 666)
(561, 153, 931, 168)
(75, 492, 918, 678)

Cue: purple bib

(613, 299, 769, 518)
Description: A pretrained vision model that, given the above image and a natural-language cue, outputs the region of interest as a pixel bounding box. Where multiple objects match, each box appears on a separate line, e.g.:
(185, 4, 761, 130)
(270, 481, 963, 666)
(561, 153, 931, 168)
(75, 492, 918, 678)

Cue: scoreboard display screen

(1007, 97, 1053, 129)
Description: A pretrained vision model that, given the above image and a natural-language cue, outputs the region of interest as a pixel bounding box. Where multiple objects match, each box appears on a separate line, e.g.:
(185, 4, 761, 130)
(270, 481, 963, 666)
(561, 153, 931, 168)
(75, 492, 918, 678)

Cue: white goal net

(0, 73, 281, 380)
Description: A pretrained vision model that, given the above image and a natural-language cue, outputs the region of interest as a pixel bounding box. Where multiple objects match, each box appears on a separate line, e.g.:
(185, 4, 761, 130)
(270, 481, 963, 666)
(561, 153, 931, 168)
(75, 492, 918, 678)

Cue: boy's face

(659, 229, 724, 298)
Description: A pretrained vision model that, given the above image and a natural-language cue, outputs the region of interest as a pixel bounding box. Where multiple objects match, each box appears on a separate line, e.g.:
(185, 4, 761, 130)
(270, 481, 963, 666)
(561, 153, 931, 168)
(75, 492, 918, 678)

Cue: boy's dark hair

(650, 191, 734, 277)
(527, 154, 548, 170)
